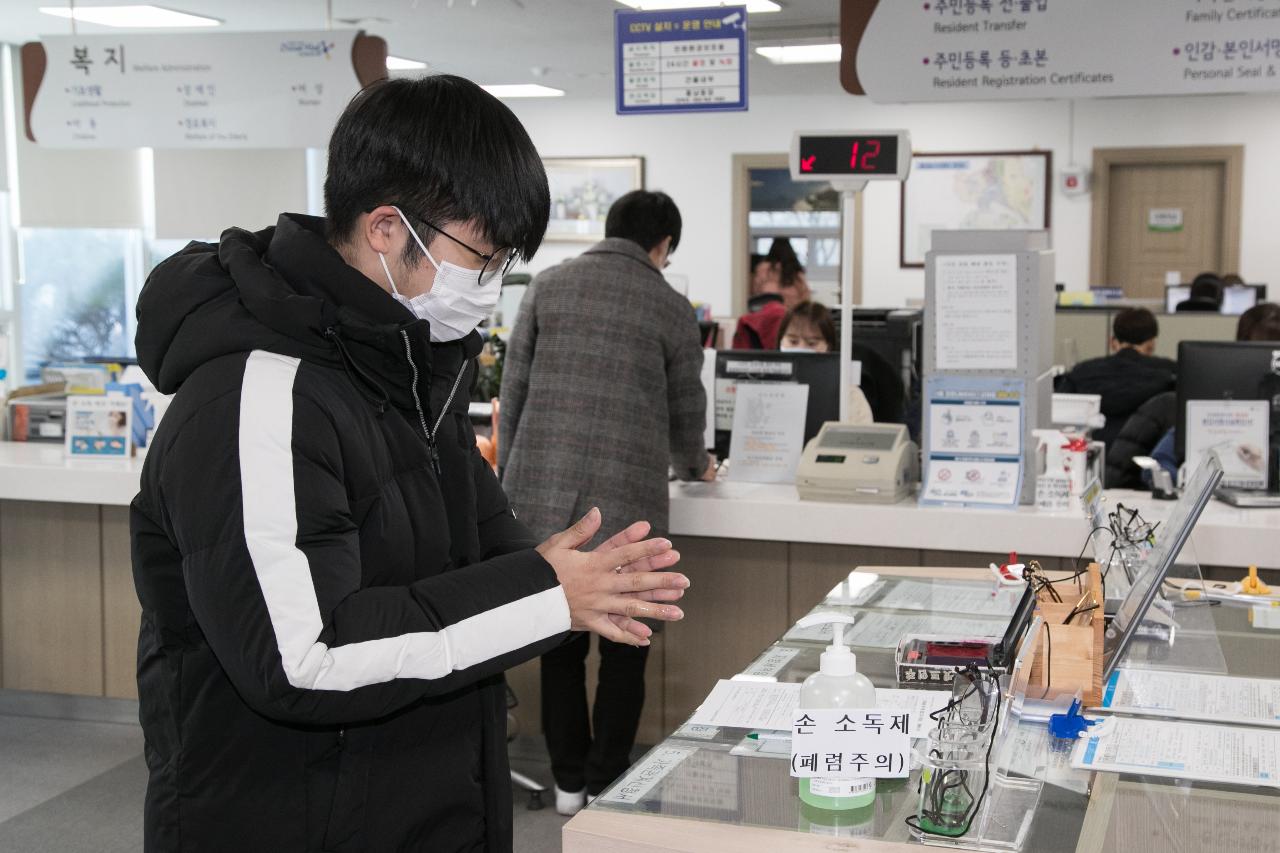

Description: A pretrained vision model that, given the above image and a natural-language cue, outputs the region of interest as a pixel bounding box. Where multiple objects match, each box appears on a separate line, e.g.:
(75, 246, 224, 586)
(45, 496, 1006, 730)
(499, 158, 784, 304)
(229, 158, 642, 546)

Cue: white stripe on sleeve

(237, 349, 569, 693)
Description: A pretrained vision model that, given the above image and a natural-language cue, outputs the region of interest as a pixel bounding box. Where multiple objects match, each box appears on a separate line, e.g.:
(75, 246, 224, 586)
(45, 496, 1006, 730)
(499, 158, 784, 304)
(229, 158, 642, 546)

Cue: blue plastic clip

(1047, 699, 1102, 740)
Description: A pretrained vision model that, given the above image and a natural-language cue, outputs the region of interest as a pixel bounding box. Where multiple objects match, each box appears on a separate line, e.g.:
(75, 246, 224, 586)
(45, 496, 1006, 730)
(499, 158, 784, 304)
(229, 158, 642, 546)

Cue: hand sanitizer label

(808, 778, 875, 799)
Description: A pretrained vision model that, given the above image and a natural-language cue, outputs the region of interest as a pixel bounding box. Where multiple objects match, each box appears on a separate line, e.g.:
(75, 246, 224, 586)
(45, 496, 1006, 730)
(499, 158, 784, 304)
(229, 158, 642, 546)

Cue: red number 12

(861, 139, 881, 171)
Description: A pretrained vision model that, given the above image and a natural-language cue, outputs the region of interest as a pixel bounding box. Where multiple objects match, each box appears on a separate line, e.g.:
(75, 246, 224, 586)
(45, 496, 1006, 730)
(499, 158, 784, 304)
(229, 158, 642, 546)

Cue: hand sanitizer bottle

(796, 612, 877, 811)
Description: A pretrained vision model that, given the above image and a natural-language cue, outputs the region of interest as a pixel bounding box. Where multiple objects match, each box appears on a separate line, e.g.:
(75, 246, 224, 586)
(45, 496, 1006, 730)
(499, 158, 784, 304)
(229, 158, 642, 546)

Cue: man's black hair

(324, 75, 550, 265)
(1112, 307, 1159, 346)
(605, 190, 682, 254)
(1189, 272, 1224, 305)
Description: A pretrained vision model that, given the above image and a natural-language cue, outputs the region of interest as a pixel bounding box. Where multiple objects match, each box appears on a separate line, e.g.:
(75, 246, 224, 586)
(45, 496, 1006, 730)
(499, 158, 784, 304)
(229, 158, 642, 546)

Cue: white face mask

(780, 345, 817, 353)
(378, 205, 505, 343)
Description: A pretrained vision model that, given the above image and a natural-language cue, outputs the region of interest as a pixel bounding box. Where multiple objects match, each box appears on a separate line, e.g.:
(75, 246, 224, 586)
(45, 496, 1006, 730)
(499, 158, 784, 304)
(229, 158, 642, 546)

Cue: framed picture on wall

(899, 150, 1052, 268)
(544, 157, 645, 242)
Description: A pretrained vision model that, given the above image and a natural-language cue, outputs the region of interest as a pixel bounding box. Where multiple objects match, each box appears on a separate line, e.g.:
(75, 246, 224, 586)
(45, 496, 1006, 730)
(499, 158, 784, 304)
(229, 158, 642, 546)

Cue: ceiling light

(386, 55, 428, 71)
(616, 1, 781, 13)
(39, 5, 221, 28)
(755, 43, 842, 64)
(481, 84, 565, 99)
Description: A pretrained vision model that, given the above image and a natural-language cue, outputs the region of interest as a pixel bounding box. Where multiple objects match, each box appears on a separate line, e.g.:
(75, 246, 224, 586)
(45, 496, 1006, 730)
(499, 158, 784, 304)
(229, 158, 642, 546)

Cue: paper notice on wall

(727, 382, 809, 483)
(1071, 717, 1280, 788)
(933, 254, 1019, 371)
(1185, 400, 1270, 489)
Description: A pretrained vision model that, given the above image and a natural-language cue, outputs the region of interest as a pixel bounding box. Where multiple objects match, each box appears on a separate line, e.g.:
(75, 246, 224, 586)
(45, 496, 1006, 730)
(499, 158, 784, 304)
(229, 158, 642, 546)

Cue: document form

(1098, 668, 1280, 727)
(1071, 717, 1280, 787)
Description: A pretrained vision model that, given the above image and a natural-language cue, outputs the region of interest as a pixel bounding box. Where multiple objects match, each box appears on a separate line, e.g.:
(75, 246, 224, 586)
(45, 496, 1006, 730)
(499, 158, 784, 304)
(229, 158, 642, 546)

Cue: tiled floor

(0, 704, 583, 853)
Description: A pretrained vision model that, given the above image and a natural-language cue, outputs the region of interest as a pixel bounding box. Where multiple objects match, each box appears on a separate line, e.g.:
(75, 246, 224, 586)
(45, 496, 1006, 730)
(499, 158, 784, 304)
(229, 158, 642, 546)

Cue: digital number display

(797, 135, 900, 177)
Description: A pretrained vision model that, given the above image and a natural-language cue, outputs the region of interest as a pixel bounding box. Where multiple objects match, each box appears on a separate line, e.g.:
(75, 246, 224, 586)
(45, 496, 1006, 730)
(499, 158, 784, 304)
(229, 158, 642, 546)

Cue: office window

(18, 228, 143, 384)
(747, 167, 840, 304)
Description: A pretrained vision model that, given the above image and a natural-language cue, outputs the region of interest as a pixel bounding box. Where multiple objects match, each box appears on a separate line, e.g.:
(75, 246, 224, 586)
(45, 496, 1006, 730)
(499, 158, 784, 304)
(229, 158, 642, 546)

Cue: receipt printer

(796, 422, 919, 504)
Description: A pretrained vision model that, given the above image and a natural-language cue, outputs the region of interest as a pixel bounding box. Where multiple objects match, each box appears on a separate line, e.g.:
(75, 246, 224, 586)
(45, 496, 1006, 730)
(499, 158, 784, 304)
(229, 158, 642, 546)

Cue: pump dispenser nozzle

(796, 611, 858, 677)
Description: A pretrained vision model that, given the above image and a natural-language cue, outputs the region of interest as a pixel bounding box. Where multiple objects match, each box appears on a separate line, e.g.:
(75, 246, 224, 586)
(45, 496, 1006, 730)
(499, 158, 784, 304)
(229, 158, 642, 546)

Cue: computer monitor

(1175, 340, 1280, 488)
(831, 308, 922, 397)
(713, 351, 840, 460)
(1103, 454, 1223, 682)
(1164, 283, 1266, 315)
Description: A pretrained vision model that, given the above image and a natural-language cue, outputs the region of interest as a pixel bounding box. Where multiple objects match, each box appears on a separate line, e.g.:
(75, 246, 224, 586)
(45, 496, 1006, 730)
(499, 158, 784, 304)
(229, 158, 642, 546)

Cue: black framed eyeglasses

(396, 206, 517, 287)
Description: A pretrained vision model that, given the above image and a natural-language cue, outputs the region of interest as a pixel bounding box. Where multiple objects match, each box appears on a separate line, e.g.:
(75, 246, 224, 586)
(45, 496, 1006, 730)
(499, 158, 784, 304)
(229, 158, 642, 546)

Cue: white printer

(796, 422, 919, 504)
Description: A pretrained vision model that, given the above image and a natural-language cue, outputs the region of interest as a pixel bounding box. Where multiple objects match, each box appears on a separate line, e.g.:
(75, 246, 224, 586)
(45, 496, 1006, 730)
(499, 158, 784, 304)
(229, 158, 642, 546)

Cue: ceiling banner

(22, 30, 386, 148)
(842, 0, 1280, 101)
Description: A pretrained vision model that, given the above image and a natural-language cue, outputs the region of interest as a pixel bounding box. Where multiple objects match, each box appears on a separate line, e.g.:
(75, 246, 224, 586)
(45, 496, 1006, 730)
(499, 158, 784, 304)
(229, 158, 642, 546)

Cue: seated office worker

(778, 301, 873, 425)
(732, 253, 788, 349)
(129, 77, 690, 853)
(1055, 307, 1176, 447)
(500, 190, 714, 815)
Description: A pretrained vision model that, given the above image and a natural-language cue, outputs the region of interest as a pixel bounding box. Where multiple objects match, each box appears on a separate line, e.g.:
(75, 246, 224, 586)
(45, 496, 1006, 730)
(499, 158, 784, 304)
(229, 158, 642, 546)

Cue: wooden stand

(1027, 563, 1105, 706)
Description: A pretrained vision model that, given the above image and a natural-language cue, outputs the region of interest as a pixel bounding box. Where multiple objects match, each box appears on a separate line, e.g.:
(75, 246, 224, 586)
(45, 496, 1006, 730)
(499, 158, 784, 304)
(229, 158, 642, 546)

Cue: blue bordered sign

(615, 6, 748, 115)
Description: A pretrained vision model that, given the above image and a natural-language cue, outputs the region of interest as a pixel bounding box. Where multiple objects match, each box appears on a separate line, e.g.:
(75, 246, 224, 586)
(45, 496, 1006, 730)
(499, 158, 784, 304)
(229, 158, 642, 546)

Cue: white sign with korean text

(598, 745, 697, 804)
(29, 31, 369, 148)
(727, 382, 809, 483)
(1185, 400, 1269, 489)
(790, 708, 911, 779)
(933, 254, 1019, 371)
(853, 1, 1280, 102)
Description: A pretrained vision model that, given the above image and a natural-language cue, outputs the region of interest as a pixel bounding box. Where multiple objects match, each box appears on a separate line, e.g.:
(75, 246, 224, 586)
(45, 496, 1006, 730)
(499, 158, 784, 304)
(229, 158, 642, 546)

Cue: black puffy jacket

(1104, 391, 1178, 489)
(131, 214, 570, 852)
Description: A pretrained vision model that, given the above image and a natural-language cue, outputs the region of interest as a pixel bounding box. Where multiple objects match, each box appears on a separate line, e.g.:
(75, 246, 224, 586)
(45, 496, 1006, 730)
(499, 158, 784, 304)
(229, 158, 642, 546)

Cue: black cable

(905, 672, 1002, 839)
(1040, 624, 1053, 700)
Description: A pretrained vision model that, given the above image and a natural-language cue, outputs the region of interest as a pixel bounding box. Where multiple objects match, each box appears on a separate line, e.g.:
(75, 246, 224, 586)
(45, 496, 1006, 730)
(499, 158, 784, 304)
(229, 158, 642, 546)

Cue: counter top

(1, 442, 1276, 569)
(0, 442, 144, 507)
(668, 480, 1280, 569)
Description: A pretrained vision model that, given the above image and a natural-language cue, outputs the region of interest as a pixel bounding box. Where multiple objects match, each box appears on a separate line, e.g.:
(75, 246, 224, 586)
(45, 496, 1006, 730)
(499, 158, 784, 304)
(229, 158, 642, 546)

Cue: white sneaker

(555, 785, 586, 816)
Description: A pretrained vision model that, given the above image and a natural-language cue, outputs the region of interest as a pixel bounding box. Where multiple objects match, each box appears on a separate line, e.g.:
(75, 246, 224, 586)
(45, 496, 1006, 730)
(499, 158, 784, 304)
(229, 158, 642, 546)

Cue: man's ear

(363, 206, 402, 256)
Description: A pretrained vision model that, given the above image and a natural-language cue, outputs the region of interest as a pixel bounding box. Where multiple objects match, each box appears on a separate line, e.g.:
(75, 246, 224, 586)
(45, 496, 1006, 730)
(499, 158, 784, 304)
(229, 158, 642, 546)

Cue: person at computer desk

(732, 239, 810, 349)
(777, 301, 906, 425)
(1174, 272, 1225, 312)
(1056, 307, 1176, 449)
(1134, 302, 1280, 484)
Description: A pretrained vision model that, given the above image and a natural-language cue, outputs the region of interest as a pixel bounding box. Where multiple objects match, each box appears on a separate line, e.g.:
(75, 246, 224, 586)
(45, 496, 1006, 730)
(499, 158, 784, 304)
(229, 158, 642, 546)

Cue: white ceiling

(0, 0, 847, 98)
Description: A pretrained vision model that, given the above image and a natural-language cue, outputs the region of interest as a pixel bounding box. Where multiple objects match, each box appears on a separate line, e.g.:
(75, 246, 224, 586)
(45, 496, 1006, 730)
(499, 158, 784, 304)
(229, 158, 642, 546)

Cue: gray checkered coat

(498, 238, 709, 545)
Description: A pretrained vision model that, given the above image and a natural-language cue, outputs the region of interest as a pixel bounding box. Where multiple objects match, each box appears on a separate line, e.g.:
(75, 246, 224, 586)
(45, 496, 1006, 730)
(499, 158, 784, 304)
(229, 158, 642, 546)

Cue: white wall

(508, 91, 1280, 314)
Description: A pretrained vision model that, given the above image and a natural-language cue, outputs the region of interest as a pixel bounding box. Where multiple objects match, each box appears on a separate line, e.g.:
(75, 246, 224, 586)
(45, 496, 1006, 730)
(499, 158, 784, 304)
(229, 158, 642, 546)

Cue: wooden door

(1107, 162, 1223, 298)
(1090, 146, 1242, 300)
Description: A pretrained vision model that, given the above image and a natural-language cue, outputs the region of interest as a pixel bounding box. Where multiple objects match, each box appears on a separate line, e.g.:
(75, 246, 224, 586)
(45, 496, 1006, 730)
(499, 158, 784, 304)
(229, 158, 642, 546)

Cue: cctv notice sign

(22, 30, 386, 148)
(615, 5, 748, 115)
(841, 0, 1280, 101)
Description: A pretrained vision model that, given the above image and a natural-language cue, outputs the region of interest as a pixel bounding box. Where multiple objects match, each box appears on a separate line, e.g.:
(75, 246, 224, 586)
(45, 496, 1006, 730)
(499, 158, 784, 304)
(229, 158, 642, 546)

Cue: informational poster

(727, 382, 809, 484)
(25, 30, 381, 148)
(920, 375, 1024, 508)
(65, 395, 131, 458)
(933, 254, 1019, 371)
(844, 0, 1280, 102)
(615, 5, 748, 114)
(1185, 400, 1269, 489)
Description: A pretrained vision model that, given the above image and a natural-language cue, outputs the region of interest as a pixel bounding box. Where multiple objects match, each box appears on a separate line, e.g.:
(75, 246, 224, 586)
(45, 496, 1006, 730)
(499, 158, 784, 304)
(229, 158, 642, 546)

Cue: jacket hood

(136, 213, 479, 397)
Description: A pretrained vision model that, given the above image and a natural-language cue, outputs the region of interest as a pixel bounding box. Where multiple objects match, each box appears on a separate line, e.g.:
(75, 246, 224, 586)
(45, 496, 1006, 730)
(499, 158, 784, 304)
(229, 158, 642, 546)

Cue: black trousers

(540, 631, 650, 795)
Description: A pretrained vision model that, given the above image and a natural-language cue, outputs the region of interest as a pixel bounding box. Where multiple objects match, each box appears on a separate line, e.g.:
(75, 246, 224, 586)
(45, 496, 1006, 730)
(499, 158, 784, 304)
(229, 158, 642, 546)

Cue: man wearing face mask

(130, 76, 689, 853)
(499, 190, 715, 816)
